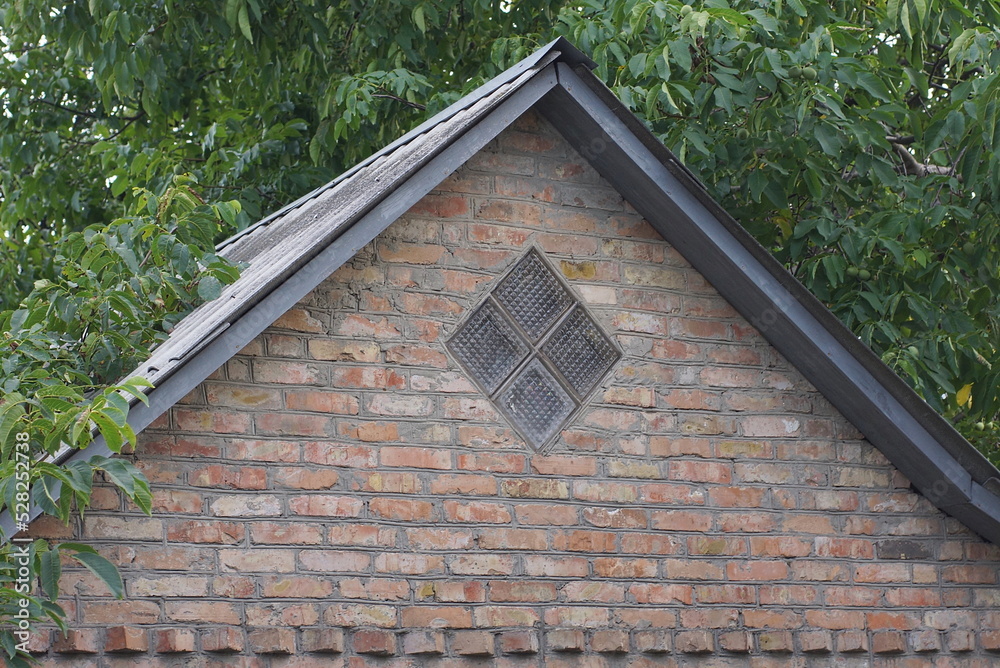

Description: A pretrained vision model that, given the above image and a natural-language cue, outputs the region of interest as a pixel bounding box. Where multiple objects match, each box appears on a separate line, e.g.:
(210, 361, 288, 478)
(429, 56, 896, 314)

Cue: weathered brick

(301, 628, 344, 653)
(353, 629, 397, 655)
(675, 630, 714, 654)
(452, 630, 495, 656)
(499, 630, 539, 654)
(248, 628, 296, 654)
(402, 630, 445, 655)
(201, 627, 244, 653)
(154, 629, 195, 653)
(53, 629, 101, 654)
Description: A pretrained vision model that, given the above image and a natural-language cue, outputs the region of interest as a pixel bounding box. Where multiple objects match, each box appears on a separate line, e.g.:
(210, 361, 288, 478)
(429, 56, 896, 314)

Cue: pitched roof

(6, 38, 1000, 544)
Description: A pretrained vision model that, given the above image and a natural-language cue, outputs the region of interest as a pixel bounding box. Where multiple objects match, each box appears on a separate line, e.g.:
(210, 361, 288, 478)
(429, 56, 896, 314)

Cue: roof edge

(217, 38, 592, 254)
(541, 60, 1000, 545)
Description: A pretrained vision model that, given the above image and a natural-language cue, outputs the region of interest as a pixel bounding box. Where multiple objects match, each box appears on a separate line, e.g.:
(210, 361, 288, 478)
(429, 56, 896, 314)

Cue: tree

(0, 1, 564, 661)
(558, 0, 1000, 461)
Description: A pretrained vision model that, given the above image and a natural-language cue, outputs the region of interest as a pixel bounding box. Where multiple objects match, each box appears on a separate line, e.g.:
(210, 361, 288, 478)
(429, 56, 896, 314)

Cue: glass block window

(446, 248, 621, 450)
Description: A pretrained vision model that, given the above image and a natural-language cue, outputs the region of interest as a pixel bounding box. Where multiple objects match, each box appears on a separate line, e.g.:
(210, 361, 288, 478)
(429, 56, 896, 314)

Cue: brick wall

(29, 109, 1000, 665)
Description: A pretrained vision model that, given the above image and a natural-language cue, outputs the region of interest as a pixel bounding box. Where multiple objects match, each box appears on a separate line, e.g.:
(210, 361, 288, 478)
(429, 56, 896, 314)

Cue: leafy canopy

(559, 0, 1000, 459)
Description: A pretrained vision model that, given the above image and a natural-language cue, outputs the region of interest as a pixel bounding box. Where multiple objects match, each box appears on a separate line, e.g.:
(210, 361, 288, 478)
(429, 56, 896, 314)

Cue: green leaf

(237, 3, 253, 43)
(39, 549, 62, 601)
(412, 5, 426, 33)
(70, 551, 123, 599)
(197, 275, 223, 301)
(856, 72, 891, 102)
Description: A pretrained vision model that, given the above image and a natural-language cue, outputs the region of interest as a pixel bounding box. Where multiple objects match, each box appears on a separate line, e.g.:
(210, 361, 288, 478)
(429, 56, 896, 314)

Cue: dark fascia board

(537, 61, 1000, 544)
(560, 62, 1000, 491)
(0, 63, 560, 541)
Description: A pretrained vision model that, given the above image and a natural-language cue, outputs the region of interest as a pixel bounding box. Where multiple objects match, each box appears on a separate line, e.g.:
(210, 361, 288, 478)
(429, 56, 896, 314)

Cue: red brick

(450, 554, 515, 576)
(759, 631, 794, 652)
(402, 630, 445, 655)
(514, 503, 578, 525)
(628, 583, 693, 604)
(837, 630, 869, 652)
(53, 629, 101, 654)
(401, 606, 474, 628)
(303, 442, 376, 466)
(261, 575, 334, 598)
(375, 553, 445, 575)
(299, 550, 371, 572)
(589, 630, 627, 653)
(501, 478, 569, 499)
(340, 578, 410, 601)
(285, 390, 360, 414)
(457, 452, 526, 473)
(806, 610, 865, 630)
(452, 630, 495, 656)
(429, 473, 496, 495)
(407, 194, 469, 219)
(552, 530, 617, 552)
(531, 455, 598, 476)
(872, 631, 906, 654)
(718, 631, 752, 653)
(406, 527, 474, 551)
(801, 630, 833, 654)
(289, 495, 364, 517)
(444, 500, 511, 523)
(154, 629, 195, 653)
(499, 630, 539, 654)
(552, 582, 616, 607)
(248, 628, 296, 655)
(430, 581, 486, 603)
(202, 627, 244, 653)
(750, 536, 812, 557)
(489, 581, 557, 602)
(82, 600, 161, 625)
(370, 497, 435, 521)
(523, 555, 589, 577)
(675, 630, 714, 654)
(190, 464, 267, 490)
(583, 507, 647, 529)
(273, 468, 340, 490)
(328, 524, 397, 547)
(353, 629, 397, 655)
(301, 628, 344, 653)
(727, 561, 788, 581)
(479, 528, 548, 551)
(547, 629, 585, 652)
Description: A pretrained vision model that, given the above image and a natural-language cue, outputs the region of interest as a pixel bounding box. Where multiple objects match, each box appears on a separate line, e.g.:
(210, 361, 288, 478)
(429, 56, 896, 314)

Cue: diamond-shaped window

(446, 248, 621, 450)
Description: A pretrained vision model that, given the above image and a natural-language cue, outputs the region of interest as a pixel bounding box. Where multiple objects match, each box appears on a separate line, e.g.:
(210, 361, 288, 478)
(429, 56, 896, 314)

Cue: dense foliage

(0, 0, 999, 660)
(557, 0, 1000, 459)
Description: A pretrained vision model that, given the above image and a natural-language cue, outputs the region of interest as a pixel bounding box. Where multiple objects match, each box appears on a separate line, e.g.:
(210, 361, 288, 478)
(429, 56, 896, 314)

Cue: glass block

(494, 251, 572, 341)
(542, 307, 620, 396)
(448, 300, 530, 394)
(497, 358, 575, 449)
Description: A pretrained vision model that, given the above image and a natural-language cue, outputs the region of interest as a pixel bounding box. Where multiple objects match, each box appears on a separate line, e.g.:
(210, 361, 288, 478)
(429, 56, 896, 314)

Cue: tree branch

(372, 92, 426, 110)
(890, 140, 958, 178)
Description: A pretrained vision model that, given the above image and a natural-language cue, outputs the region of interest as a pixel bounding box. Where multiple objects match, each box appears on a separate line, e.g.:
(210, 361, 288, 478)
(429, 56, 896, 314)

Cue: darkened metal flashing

(538, 61, 1000, 544)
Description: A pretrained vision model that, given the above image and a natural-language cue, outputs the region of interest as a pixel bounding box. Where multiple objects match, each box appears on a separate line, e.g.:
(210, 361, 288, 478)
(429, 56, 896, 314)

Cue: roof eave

(537, 61, 1000, 544)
